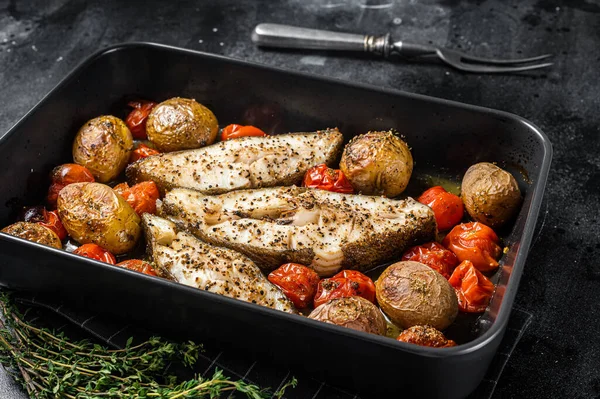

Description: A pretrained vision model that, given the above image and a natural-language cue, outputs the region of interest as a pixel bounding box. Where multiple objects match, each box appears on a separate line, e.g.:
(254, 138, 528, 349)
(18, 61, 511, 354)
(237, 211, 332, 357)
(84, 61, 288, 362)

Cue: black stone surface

(0, 0, 599, 398)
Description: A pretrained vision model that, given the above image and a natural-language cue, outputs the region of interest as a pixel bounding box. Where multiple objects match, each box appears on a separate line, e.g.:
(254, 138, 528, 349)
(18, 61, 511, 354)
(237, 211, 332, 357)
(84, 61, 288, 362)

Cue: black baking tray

(0, 43, 551, 398)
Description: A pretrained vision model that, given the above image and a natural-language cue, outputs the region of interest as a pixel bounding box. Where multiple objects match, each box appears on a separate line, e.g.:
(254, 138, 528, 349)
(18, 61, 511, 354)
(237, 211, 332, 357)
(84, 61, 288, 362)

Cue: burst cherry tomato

(47, 164, 95, 208)
(221, 124, 267, 140)
(117, 259, 158, 276)
(442, 222, 502, 272)
(303, 164, 354, 194)
(448, 260, 495, 313)
(397, 325, 457, 348)
(268, 263, 320, 309)
(313, 270, 375, 308)
(418, 186, 464, 231)
(129, 143, 160, 163)
(73, 243, 116, 264)
(20, 206, 67, 240)
(113, 181, 160, 216)
(401, 242, 459, 279)
(125, 100, 157, 140)
(39, 210, 67, 241)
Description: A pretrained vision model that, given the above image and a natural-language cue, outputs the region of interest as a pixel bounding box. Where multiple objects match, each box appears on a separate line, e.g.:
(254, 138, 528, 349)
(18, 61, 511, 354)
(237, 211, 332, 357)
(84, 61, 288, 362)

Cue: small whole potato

(340, 130, 413, 197)
(375, 261, 458, 330)
(146, 97, 218, 152)
(2, 222, 62, 249)
(73, 116, 133, 183)
(308, 296, 386, 336)
(461, 162, 522, 228)
(57, 182, 141, 254)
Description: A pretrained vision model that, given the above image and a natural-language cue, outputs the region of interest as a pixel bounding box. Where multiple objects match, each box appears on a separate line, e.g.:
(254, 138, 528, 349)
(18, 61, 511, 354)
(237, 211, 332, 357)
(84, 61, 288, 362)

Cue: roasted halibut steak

(159, 186, 437, 276)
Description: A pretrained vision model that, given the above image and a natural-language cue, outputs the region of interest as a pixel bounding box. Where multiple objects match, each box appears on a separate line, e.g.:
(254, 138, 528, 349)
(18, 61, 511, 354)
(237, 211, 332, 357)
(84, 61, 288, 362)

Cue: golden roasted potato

(2, 222, 62, 249)
(57, 182, 141, 254)
(461, 162, 522, 228)
(339, 131, 413, 197)
(308, 296, 386, 336)
(72, 116, 133, 183)
(146, 97, 218, 152)
(375, 261, 458, 330)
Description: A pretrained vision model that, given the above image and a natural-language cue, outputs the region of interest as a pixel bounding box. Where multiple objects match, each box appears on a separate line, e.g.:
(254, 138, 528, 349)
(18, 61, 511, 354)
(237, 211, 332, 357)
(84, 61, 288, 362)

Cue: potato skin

(340, 131, 413, 197)
(461, 162, 522, 228)
(375, 261, 458, 330)
(57, 182, 141, 254)
(396, 325, 456, 348)
(146, 97, 218, 152)
(2, 222, 62, 249)
(308, 296, 386, 336)
(73, 116, 133, 183)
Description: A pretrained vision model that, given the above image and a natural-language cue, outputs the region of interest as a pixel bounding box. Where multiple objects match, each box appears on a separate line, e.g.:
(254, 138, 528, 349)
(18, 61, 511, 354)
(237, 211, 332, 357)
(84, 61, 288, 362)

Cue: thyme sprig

(0, 295, 296, 398)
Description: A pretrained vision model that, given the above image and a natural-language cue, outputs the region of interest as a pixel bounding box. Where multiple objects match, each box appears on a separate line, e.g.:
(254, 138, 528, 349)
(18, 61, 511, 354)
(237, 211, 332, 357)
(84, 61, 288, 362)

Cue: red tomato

(268, 263, 320, 309)
(442, 222, 502, 272)
(39, 210, 67, 241)
(302, 164, 354, 194)
(448, 260, 495, 313)
(313, 270, 375, 308)
(47, 164, 95, 208)
(221, 124, 267, 140)
(125, 100, 157, 139)
(401, 242, 459, 279)
(129, 143, 160, 163)
(73, 243, 116, 264)
(117, 259, 157, 276)
(418, 186, 464, 231)
(114, 181, 160, 216)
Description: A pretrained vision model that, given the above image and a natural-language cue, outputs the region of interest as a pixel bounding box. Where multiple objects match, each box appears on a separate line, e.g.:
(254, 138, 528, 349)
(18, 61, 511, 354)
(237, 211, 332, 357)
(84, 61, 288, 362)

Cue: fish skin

(142, 213, 296, 313)
(127, 129, 343, 194)
(160, 186, 437, 276)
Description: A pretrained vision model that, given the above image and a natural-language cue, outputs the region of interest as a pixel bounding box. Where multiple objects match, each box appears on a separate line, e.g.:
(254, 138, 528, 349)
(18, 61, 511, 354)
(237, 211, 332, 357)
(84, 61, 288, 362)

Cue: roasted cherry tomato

(117, 259, 157, 276)
(401, 242, 459, 279)
(47, 164, 95, 208)
(268, 263, 320, 309)
(129, 143, 160, 163)
(21, 206, 68, 240)
(302, 164, 354, 194)
(313, 270, 375, 308)
(418, 186, 464, 231)
(39, 210, 67, 241)
(448, 260, 495, 313)
(125, 100, 157, 140)
(442, 222, 502, 272)
(221, 124, 267, 140)
(397, 325, 457, 348)
(73, 243, 116, 264)
(113, 181, 160, 216)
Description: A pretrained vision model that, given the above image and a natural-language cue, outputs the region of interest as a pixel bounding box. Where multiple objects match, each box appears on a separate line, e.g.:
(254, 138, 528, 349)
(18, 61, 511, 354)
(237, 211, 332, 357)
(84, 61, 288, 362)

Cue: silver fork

(252, 23, 553, 73)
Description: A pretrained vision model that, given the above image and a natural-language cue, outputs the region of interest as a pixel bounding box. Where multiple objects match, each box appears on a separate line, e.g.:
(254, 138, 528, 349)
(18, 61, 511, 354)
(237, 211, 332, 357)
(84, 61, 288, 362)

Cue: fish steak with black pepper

(127, 129, 343, 194)
(159, 186, 437, 276)
(142, 213, 296, 313)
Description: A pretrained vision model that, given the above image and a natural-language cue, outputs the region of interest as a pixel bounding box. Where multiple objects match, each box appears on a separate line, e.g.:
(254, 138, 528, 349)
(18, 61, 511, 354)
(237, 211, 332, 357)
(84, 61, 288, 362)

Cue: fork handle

(252, 23, 392, 57)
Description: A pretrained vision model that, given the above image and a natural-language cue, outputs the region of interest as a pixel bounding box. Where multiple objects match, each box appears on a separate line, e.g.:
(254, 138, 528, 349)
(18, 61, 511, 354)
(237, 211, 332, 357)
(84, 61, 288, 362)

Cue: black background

(0, 0, 599, 398)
